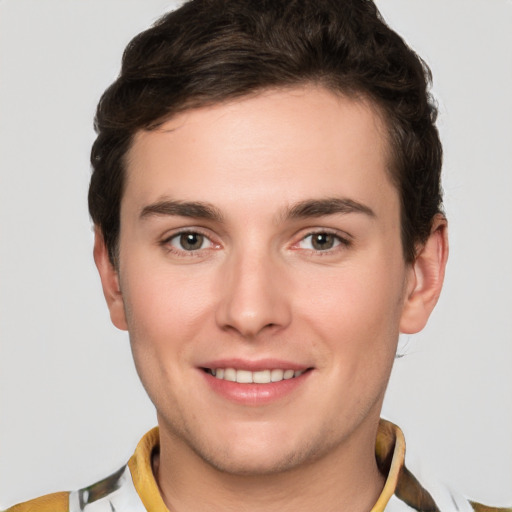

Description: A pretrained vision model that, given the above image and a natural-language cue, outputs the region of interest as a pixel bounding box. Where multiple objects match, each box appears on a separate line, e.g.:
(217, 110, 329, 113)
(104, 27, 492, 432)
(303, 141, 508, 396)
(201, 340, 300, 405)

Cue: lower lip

(200, 370, 311, 405)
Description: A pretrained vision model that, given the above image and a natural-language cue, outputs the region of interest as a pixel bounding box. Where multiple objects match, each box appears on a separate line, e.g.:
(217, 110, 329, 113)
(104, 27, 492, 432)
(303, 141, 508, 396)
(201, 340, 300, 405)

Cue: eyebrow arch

(284, 197, 375, 220)
(140, 199, 224, 222)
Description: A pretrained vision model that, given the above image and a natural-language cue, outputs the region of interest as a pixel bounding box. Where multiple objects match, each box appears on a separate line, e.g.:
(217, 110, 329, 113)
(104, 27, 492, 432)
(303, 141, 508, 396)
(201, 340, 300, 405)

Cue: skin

(95, 86, 448, 512)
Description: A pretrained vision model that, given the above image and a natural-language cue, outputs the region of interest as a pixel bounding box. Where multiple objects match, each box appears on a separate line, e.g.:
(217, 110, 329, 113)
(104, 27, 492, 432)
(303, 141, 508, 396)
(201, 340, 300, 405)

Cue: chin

(193, 443, 311, 476)
(181, 422, 333, 476)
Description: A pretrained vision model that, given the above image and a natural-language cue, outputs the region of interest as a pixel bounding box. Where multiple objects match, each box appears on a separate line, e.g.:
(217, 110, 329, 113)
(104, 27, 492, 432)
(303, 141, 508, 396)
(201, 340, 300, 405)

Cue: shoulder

(3, 429, 160, 512)
(470, 504, 512, 512)
(377, 420, 512, 512)
(4, 492, 69, 512)
(4, 465, 144, 512)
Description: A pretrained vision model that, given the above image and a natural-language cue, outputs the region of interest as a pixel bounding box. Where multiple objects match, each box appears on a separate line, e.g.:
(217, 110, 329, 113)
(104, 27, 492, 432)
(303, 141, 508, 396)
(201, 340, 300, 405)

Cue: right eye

(165, 231, 214, 252)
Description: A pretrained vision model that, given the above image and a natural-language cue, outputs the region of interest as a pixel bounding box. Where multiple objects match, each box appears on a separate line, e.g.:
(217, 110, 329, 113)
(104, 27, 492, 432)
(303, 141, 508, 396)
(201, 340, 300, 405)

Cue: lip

(198, 359, 313, 405)
(200, 358, 309, 372)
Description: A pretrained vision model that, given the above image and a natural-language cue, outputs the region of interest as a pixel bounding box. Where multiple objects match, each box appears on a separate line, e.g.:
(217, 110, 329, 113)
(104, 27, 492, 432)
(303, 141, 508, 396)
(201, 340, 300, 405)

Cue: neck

(154, 419, 385, 512)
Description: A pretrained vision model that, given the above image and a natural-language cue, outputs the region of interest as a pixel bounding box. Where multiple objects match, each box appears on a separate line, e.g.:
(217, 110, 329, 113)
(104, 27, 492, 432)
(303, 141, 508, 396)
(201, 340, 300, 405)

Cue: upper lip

(199, 358, 311, 372)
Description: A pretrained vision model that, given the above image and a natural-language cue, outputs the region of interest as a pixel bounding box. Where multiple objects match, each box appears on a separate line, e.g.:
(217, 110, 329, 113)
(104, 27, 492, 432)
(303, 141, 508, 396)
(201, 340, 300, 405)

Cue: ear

(93, 227, 128, 331)
(400, 215, 449, 334)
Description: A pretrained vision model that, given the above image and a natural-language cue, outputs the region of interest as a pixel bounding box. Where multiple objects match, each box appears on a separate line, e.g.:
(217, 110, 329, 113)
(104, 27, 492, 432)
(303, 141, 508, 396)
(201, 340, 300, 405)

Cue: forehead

(123, 86, 395, 219)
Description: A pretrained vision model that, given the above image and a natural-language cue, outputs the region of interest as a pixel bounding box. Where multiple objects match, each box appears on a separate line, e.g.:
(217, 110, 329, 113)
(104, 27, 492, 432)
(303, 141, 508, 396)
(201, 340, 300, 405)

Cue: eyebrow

(283, 197, 375, 220)
(139, 197, 374, 223)
(140, 200, 224, 222)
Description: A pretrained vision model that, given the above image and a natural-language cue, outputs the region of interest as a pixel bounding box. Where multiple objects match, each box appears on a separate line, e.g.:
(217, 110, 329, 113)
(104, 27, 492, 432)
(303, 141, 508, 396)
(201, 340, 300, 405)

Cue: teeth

(253, 370, 271, 384)
(236, 370, 253, 383)
(271, 369, 284, 382)
(209, 367, 306, 383)
(224, 368, 236, 382)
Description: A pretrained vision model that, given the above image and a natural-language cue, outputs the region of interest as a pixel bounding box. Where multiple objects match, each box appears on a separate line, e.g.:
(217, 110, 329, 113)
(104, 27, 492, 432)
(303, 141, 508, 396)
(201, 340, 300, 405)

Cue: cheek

(120, 262, 216, 408)
(120, 258, 216, 349)
(295, 258, 405, 354)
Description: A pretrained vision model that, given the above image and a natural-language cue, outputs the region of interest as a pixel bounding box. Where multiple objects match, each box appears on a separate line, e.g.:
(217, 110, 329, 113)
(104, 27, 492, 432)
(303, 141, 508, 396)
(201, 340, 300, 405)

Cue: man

(4, 0, 510, 511)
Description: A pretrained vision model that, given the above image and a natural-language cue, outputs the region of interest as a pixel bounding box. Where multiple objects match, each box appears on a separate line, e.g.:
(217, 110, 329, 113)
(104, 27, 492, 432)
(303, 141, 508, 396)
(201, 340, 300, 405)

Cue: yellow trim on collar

(128, 427, 170, 512)
(371, 420, 406, 511)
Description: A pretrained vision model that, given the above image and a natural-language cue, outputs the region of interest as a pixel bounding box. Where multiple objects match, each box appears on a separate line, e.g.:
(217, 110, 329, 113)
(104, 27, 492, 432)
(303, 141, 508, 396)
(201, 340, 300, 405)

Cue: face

(97, 86, 440, 475)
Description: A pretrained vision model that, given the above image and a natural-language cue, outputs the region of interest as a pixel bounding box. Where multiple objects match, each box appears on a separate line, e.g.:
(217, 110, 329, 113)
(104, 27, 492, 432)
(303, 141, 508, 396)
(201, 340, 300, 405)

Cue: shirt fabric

(5, 420, 510, 512)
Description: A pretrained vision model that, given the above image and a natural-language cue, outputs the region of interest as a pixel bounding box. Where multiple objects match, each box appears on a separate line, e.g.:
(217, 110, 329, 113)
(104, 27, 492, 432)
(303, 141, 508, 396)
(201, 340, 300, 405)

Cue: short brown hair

(89, 0, 443, 265)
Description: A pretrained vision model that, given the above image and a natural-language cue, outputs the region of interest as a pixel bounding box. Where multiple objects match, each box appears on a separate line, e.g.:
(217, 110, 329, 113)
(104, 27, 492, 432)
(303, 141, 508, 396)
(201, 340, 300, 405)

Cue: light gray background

(1, 0, 511, 508)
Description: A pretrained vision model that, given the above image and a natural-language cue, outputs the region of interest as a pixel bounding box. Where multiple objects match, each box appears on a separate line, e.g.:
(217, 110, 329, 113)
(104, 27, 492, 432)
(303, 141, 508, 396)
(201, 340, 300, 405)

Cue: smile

(204, 368, 305, 383)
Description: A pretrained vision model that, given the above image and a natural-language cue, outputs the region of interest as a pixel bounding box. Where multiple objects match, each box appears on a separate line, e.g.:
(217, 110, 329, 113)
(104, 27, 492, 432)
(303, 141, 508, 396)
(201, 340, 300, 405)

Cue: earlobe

(399, 215, 449, 334)
(93, 228, 128, 331)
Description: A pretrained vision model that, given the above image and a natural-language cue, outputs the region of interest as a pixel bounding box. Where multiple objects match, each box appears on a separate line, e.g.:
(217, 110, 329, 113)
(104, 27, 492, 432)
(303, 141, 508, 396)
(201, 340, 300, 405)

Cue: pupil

(181, 233, 203, 250)
(312, 233, 333, 250)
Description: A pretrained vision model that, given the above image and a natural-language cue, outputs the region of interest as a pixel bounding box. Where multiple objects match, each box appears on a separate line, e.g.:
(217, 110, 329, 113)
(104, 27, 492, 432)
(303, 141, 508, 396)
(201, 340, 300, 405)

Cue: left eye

(298, 233, 342, 251)
(168, 232, 213, 251)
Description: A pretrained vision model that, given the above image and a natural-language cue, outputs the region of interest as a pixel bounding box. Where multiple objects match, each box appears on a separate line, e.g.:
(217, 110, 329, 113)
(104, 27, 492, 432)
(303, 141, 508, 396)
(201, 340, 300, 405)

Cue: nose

(215, 249, 292, 339)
